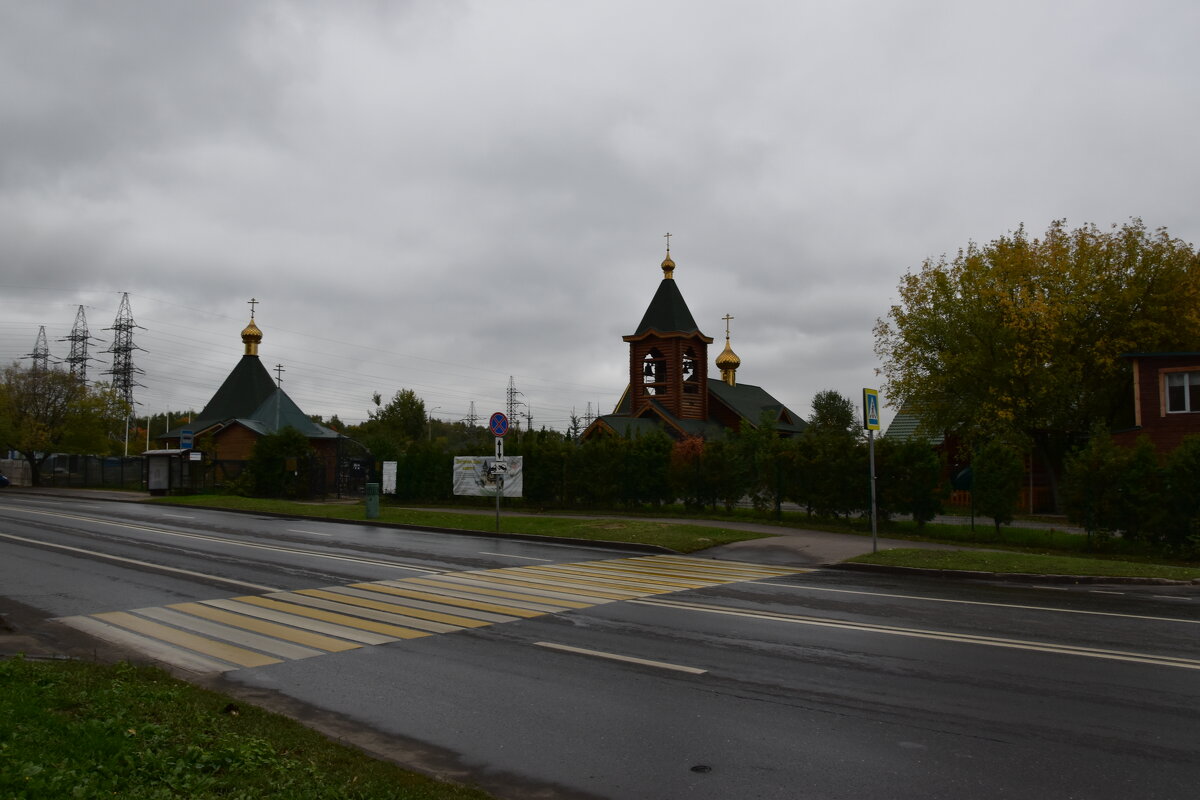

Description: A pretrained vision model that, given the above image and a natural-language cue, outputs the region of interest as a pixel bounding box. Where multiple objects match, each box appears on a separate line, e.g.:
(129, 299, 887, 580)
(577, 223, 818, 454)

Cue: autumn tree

(0, 364, 128, 485)
(875, 219, 1200, 505)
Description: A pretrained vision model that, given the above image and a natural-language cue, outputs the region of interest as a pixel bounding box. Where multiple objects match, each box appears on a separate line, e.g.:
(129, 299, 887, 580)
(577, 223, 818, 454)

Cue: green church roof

(707, 379, 807, 434)
(628, 278, 705, 337)
(169, 355, 277, 436)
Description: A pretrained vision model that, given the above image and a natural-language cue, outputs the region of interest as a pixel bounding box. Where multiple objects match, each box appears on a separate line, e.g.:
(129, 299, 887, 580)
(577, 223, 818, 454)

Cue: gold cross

(723, 313, 734, 337)
(663, 232, 672, 253)
(248, 297, 259, 319)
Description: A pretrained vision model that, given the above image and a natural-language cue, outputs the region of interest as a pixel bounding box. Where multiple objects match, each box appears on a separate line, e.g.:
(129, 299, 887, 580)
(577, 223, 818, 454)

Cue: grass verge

(0, 656, 493, 799)
(148, 495, 764, 552)
(848, 548, 1200, 581)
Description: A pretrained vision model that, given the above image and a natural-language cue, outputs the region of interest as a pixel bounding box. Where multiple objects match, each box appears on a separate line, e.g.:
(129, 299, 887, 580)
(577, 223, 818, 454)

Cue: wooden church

(158, 306, 356, 490)
(583, 246, 806, 440)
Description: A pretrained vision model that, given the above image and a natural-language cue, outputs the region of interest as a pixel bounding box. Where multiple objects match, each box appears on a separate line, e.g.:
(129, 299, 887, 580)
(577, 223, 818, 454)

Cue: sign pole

(496, 474, 503, 533)
(863, 389, 881, 554)
(869, 428, 877, 553)
(489, 412, 510, 534)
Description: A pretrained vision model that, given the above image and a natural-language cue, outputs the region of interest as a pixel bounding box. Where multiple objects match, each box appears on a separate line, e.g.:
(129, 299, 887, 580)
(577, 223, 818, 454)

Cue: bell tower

(622, 240, 713, 420)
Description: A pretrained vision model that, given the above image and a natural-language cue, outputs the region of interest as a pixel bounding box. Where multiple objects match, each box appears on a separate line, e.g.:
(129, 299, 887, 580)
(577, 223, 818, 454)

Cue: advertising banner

(452, 456, 523, 497)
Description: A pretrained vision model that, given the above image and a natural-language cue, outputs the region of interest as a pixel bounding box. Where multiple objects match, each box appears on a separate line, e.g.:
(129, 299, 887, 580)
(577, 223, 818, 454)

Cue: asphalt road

(2, 492, 1198, 799)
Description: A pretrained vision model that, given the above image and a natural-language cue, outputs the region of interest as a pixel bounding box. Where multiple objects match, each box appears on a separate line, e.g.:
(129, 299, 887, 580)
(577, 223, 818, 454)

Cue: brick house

(1111, 352, 1200, 453)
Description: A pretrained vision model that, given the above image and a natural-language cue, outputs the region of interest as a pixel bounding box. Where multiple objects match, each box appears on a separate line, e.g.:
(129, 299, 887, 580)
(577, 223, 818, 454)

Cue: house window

(1166, 371, 1200, 413)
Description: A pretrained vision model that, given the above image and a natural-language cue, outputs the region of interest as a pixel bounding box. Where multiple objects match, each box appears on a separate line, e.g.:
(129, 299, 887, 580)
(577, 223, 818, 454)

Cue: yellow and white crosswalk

(56, 555, 805, 674)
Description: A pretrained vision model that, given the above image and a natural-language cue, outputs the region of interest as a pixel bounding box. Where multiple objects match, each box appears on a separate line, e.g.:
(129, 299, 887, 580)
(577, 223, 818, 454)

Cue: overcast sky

(2, 0, 1197, 433)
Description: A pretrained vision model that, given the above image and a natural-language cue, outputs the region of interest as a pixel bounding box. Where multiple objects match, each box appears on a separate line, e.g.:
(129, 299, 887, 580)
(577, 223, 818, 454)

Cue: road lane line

(288, 529, 333, 537)
(534, 641, 707, 674)
(753, 582, 1200, 625)
(633, 598, 1200, 671)
(0, 531, 282, 592)
(0, 507, 441, 573)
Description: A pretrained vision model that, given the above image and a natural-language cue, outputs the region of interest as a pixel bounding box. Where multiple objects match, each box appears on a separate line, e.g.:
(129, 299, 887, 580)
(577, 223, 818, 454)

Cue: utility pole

(273, 364, 285, 432)
(428, 406, 441, 442)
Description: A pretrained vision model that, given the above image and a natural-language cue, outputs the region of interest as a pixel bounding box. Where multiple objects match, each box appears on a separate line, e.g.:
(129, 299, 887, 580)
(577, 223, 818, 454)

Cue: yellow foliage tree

(874, 219, 1200, 502)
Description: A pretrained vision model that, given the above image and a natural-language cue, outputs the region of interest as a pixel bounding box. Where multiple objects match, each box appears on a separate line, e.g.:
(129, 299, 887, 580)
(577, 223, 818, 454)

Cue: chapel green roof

(181, 354, 278, 435)
(628, 278, 704, 337)
(707, 379, 807, 434)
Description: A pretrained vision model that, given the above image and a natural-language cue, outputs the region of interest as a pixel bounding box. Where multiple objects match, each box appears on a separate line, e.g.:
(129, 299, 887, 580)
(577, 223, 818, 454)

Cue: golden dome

(716, 339, 741, 370)
(716, 313, 740, 386)
(242, 318, 263, 356)
(661, 252, 676, 279)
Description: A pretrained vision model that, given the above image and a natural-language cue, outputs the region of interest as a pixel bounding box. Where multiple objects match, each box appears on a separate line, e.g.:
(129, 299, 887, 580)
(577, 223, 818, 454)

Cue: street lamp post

(428, 406, 441, 442)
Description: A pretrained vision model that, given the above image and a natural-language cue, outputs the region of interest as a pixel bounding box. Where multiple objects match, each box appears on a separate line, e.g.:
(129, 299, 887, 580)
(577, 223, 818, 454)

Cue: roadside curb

(830, 562, 1200, 585)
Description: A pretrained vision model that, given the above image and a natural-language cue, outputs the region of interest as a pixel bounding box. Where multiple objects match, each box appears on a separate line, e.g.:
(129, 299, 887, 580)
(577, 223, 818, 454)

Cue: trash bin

(365, 482, 380, 519)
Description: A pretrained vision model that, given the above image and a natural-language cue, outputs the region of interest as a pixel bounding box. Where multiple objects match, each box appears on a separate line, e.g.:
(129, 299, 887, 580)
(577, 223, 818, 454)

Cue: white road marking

(534, 641, 707, 674)
(1090, 590, 1124, 595)
(161, 513, 194, 519)
(1, 506, 441, 573)
(0, 531, 281, 592)
(753, 582, 1198, 625)
(480, 552, 552, 561)
(633, 597, 1200, 671)
(288, 529, 333, 537)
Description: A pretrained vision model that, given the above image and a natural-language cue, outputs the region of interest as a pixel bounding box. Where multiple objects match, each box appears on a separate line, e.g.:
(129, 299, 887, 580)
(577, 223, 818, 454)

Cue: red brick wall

(1113, 355, 1200, 453)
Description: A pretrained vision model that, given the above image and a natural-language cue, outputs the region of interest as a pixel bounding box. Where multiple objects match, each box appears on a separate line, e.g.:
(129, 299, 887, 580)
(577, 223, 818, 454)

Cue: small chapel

(582, 244, 806, 440)
(159, 303, 356, 490)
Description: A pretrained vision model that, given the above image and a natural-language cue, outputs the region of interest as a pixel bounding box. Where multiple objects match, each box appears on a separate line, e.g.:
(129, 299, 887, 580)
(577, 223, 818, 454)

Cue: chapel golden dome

(661, 252, 676, 279)
(242, 318, 263, 356)
(716, 340, 741, 370)
(716, 313, 741, 386)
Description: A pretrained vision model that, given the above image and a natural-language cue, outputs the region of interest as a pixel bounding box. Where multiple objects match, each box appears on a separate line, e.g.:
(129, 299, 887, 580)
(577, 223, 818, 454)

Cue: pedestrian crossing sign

(863, 388, 880, 431)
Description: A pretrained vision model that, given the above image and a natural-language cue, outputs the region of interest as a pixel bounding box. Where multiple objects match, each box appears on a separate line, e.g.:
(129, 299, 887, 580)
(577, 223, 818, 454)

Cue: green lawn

(848, 548, 1200, 581)
(148, 495, 764, 552)
(0, 657, 494, 799)
(145, 495, 1200, 579)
